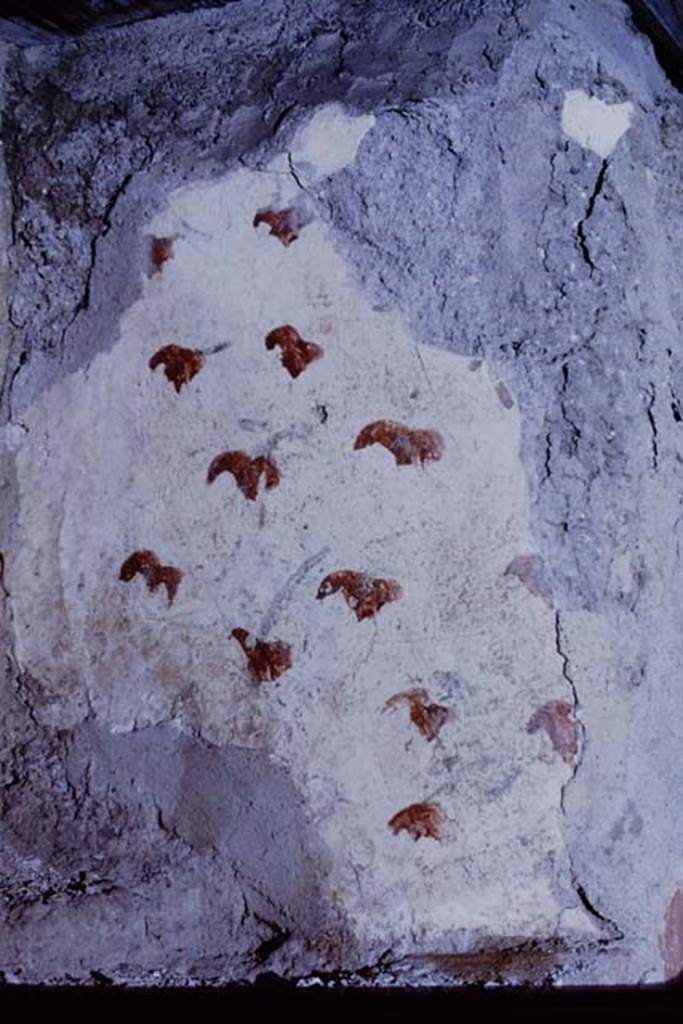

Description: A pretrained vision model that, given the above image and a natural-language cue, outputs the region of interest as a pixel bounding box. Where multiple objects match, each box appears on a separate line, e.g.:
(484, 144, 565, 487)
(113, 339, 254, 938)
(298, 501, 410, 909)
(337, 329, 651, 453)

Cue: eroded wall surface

(0, 0, 681, 987)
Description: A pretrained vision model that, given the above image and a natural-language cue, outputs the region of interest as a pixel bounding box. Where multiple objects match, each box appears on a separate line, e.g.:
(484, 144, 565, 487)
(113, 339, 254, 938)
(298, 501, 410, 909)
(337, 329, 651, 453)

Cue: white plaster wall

(6, 111, 590, 953)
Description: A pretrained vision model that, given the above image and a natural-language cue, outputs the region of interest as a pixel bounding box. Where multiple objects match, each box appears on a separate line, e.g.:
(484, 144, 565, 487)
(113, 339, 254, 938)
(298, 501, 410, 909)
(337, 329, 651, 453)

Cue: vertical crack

(58, 167, 139, 352)
(554, 612, 579, 716)
(554, 611, 582, 819)
(269, 101, 297, 138)
(575, 159, 607, 274)
(560, 362, 582, 456)
(334, 27, 349, 79)
(287, 151, 307, 192)
(554, 612, 624, 940)
(543, 431, 553, 480)
(644, 382, 659, 471)
(536, 149, 564, 275)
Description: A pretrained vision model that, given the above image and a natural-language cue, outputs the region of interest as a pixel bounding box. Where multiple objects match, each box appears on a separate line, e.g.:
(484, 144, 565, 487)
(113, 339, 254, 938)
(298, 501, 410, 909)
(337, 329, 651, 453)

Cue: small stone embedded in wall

(495, 382, 515, 409)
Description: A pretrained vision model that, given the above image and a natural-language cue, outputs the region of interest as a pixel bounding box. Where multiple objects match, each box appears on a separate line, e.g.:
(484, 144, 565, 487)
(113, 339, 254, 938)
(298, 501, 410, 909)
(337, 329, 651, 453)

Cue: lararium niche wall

(0, 0, 682, 991)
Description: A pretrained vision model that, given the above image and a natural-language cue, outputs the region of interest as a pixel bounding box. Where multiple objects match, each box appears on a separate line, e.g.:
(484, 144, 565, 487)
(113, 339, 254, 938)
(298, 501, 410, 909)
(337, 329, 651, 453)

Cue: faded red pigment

(661, 888, 683, 980)
(527, 700, 578, 764)
(385, 688, 452, 742)
(150, 236, 174, 275)
(504, 553, 554, 608)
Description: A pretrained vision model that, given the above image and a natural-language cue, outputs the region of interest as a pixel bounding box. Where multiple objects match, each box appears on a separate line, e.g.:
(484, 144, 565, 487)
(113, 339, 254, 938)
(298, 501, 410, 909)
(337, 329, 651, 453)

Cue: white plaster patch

(271, 102, 375, 183)
(561, 89, 633, 158)
(9, 116, 589, 951)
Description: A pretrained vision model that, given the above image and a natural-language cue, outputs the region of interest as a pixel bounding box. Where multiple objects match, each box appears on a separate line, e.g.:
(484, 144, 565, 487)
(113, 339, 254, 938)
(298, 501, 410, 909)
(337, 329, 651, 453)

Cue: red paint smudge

(527, 700, 578, 764)
(231, 627, 292, 682)
(661, 889, 683, 980)
(253, 207, 303, 246)
(385, 688, 452, 741)
(354, 420, 444, 466)
(207, 451, 280, 501)
(419, 943, 559, 982)
(265, 325, 323, 378)
(316, 570, 402, 621)
(149, 344, 204, 393)
(119, 550, 182, 605)
(150, 236, 174, 275)
(504, 554, 553, 608)
(388, 802, 444, 841)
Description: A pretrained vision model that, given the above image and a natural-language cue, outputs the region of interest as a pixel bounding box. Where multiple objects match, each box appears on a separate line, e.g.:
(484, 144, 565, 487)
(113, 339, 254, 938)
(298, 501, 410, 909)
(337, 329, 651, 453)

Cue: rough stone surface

(0, 0, 682, 989)
(0, 2, 242, 46)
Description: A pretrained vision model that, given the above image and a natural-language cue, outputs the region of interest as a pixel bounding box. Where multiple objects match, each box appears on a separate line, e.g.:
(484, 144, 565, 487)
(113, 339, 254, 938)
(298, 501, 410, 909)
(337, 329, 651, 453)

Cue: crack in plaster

(554, 610, 624, 941)
(644, 380, 659, 472)
(575, 159, 608, 274)
(58, 147, 155, 353)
